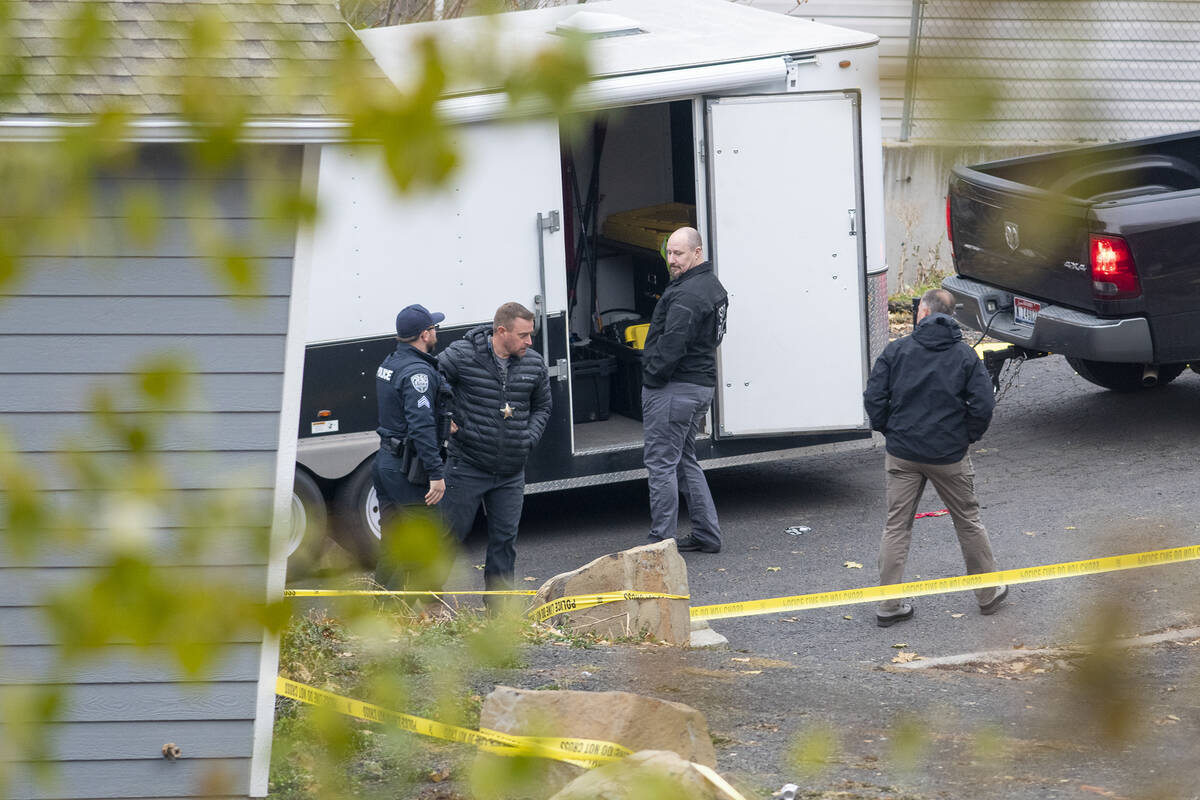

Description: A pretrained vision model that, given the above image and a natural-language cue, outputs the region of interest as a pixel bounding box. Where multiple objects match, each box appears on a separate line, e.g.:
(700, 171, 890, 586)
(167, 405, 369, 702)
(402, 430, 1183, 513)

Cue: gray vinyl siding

(787, 0, 1200, 143)
(0, 144, 301, 799)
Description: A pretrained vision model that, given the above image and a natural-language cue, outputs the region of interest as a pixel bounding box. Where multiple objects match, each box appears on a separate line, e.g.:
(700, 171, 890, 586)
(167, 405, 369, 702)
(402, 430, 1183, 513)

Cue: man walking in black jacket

(642, 227, 729, 553)
(439, 302, 551, 592)
(863, 288, 1007, 627)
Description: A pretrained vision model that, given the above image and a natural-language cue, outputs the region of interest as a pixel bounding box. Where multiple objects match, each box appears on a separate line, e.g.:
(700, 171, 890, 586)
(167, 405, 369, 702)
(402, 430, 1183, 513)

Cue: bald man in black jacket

(642, 226, 729, 554)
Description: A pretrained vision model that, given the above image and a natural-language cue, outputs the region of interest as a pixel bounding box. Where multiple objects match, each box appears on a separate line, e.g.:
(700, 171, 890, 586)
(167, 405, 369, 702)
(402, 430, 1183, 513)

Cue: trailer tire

(1065, 357, 1185, 392)
(333, 458, 382, 569)
(287, 468, 328, 579)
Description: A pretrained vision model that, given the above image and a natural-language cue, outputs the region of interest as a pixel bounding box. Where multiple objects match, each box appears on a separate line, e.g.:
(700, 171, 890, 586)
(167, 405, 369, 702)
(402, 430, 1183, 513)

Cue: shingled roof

(3, 0, 367, 118)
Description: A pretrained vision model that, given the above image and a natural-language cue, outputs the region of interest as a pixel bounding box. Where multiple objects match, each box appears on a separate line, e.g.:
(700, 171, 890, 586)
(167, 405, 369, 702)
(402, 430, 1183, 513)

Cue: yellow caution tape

(527, 591, 690, 624)
(275, 677, 630, 768)
(284, 589, 537, 598)
(689, 544, 1200, 621)
(284, 589, 689, 627)
(287, 546, 1200, 626)
(693, 763, 749, 800)
(277, 677, 747, 793)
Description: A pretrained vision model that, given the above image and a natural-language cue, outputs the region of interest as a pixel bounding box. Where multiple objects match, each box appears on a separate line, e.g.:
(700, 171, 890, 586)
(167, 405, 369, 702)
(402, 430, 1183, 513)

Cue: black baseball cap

(396, 304, 445, 338)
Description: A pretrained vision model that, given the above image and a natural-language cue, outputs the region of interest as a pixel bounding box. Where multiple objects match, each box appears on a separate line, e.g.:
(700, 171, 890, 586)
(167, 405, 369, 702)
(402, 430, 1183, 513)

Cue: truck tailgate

(949, 170, 1094, 310)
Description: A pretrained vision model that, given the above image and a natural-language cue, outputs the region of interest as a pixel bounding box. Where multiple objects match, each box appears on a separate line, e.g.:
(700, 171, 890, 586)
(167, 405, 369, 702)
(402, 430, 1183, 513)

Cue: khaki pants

(878, 452, 1001, 613)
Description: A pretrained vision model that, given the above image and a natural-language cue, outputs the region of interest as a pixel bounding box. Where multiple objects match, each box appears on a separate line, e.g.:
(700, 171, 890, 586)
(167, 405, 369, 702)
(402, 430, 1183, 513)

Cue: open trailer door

(707, 91, 868, 437)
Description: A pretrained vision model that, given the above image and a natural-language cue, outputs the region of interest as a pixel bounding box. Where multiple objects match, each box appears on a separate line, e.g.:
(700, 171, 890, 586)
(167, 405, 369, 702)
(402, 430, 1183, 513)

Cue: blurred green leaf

(121, 184, 163, 248)
(971, 724, 1010, 764)
(787, 723, 839, 778)
(0, 436, 48, 558)
(134, 355, 191, 407)
(377, 511, 457, 592)
(503, 30, 591, 117)
(469, 751, 547, 800)
(1065, 600, 1143, 743)
(58, 1, 111, 68)
(889, 712, 929, 772)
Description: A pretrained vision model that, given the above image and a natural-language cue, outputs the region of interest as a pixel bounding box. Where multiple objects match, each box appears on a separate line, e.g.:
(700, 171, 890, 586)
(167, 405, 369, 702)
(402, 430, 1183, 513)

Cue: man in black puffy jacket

(438, 302, 551, 593)
(863, 288, 1007, 628)
(642, 227, 728, 554)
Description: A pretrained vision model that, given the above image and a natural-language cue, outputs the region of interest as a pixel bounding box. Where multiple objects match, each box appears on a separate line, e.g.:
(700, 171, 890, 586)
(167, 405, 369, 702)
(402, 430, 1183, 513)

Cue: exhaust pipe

(1142, 364, 1159, 387)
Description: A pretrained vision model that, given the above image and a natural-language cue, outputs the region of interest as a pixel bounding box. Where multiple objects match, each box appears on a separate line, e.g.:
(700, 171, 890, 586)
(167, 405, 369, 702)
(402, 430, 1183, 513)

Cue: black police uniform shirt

(375, 343, 445, 481)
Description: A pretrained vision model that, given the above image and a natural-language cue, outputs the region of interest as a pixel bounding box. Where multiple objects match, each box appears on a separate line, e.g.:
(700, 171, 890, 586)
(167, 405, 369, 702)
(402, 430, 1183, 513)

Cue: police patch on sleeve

(410, 372, 430, 393)
(417, 395, 431, 409)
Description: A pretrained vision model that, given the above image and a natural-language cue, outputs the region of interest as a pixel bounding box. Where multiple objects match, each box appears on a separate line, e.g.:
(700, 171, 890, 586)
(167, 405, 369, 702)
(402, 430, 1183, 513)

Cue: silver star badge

(501, 402, 514, 419)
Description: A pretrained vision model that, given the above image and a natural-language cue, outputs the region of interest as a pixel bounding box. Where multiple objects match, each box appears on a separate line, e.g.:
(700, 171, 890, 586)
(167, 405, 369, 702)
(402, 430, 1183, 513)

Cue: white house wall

(784, 0, 1200, 144)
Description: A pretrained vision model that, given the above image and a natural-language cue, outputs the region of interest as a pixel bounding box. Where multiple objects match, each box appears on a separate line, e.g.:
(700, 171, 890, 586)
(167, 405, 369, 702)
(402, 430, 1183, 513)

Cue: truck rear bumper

(943, 275, 1154, 363)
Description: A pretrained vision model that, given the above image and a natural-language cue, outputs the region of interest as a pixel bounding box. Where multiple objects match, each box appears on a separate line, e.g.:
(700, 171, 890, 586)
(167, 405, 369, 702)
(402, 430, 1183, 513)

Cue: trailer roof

(359, 0, 878, 97)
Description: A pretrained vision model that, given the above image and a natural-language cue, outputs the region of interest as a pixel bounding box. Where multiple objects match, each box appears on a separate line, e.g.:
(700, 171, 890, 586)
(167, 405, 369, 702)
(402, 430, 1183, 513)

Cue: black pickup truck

(943, 130, 1200, 391)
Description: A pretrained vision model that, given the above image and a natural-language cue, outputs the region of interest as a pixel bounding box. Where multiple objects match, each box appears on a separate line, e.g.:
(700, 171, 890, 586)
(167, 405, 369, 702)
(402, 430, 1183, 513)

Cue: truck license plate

(1013, 297, 1040, 326)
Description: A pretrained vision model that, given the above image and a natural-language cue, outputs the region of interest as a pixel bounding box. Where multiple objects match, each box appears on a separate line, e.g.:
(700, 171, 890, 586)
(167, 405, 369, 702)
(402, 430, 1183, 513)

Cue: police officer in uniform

(373, 303, 450, 589)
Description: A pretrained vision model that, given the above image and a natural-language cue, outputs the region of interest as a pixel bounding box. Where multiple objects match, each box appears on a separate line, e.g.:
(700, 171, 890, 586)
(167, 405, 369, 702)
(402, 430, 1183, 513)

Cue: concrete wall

(0, 144, 303, 799)
(882, 142, 1050, 291)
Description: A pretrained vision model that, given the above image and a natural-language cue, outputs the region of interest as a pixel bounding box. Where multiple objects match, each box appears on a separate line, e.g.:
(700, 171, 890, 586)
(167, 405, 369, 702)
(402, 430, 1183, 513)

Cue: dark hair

(494, 302, 534, 331)
(920, 288, 955, 316)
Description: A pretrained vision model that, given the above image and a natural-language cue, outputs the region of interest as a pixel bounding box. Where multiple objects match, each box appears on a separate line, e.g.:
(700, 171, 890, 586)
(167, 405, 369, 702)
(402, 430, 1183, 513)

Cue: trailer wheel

(287, 468, 328, 578)
(1065, 357, 1185, 392)
(333, 458, 382, 568)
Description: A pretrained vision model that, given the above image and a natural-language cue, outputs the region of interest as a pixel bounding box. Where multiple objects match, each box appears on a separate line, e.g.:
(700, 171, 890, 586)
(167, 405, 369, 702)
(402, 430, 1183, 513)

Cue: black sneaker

(875, 603, 914, 628)
(980, 585, 1009, 615)
(675, 535, 720, 554)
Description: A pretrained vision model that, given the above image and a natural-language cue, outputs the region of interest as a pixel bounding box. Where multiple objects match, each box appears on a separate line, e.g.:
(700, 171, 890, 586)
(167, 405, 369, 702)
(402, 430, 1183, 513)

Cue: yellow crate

(623, 322, 650, 350)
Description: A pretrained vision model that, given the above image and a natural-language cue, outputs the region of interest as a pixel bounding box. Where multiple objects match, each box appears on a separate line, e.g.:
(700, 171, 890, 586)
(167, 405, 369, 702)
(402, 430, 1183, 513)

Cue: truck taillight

(1091, 235, 1140, 300)
(945, 196, 953, 243)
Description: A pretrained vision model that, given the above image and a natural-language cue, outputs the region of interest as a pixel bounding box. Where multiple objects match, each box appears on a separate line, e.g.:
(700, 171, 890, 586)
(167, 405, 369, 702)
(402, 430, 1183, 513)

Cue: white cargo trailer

(288, 0, 889, 564)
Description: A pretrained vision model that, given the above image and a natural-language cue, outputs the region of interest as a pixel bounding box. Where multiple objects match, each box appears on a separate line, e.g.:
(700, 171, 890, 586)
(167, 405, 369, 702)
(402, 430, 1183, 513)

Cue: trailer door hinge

(785, 55, 818, 90)
(539, 210, 560, 233)
(848, 209, 857, 236)
(548, 358, 568, 381)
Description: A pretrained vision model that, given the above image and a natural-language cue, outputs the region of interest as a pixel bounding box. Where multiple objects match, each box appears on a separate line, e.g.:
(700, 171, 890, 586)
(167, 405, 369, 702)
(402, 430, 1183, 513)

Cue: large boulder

(531, 538, 690, 644)
(476, 686, 717, 798)
(548, 750, 734, 800)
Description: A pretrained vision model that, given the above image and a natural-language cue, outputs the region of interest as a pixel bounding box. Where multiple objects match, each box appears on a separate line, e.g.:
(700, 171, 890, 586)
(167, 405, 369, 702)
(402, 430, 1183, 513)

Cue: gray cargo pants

(642, 381, 721, 548)
(878, 451, 1001, 613)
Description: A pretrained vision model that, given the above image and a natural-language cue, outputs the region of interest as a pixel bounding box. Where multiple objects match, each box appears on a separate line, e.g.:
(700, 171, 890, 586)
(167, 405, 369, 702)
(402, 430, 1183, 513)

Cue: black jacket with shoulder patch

(375, 343, 447, 480)
(641, 261, 728, 389)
